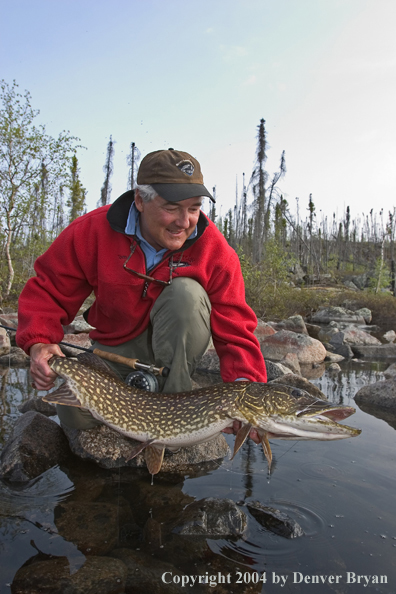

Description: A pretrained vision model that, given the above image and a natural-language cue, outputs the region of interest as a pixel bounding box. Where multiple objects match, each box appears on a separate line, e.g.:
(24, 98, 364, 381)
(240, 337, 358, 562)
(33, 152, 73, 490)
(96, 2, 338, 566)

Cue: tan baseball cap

(137, 149, 215, 203)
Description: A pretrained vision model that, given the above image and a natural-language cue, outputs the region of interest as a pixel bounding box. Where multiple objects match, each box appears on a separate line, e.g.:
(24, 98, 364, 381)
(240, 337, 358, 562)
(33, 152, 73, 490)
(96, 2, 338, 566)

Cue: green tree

(68, 155, 86, 222)
(0, 80, 80, 298)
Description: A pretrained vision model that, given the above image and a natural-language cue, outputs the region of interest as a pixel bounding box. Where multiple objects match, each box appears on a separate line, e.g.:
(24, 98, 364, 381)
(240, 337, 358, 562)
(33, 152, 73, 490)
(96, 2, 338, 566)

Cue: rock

(354, 379, 396, 429)
(60, 333, 92, 356)
(196, 347, 220, 372)
(265, 360, 294, 381)
(269, 374, 327, 399)
(325, 342, 354, 359)
(305, 322, 322, 340)
(62, 423, 229, 474)
(278, 352, 301, 375)
(0, 411, 70, 482)
(260, 330, 326, 364)
(0, 327, 11, 356)
(270, 315, 308, 335)
(18, 396, 57, 416)
(343, 280, 359, 291)
(254, 319, 276, 339)
(54, 500, 131, 555)
(11, 555, 127, 594)
(328, 363, 341, 372)
(310, 306, 366, 324)
(342, 325, 381, 346)
(246, 501, 304, 538)
(351, 344, 396, 359)
(384, 363, 396, 379)
(0, 346, 29, 366)
(318, 326, 342, 344)
(383, 330, 396, 343)
(109, 548, 187, 594)
(289, 262, 306, 285)
(63, 314, 95, 334)
(299, 362, 326, 379)
(171, 497, 246, 537)
(355, 307, 372, 324)
(0, 311, 18, 330)
(325, 351, 344, 363)
(349, 273, 369, 290)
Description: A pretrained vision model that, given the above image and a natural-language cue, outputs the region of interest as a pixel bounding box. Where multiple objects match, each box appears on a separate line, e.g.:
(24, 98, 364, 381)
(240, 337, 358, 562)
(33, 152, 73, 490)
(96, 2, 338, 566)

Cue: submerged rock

(0, 411, 70, 482)
(11, 555, 127, 594)
(54, 500, 131, 555)
(109, 548, 187, 594)
(246, 501, 304, 538)
(171, 497, 247, 537)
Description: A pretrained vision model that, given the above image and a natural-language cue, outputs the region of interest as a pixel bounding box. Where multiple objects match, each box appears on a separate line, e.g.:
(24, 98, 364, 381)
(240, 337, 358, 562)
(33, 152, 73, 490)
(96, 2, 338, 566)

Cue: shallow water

(0, 360, 395, 593)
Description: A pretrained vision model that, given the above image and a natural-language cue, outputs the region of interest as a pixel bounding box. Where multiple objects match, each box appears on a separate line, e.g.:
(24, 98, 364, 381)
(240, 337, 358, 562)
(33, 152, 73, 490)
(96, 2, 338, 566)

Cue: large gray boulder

(342, 325, 381, 346)
(351, 344, 396, 359)
(310, 306, 366, 325)
(354, 378, 396, 429)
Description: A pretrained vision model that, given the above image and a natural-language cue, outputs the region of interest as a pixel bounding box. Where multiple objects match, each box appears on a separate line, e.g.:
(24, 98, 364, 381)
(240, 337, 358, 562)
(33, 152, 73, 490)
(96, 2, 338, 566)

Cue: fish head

(238, 382, 362, 441)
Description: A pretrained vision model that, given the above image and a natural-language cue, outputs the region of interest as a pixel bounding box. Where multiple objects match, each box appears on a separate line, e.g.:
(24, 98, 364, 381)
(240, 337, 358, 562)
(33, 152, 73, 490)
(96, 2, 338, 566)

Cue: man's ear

(134, 189, 144, 213)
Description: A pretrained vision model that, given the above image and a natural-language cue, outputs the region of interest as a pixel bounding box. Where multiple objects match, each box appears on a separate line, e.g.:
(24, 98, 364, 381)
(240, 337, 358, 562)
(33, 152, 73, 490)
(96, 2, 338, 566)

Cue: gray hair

(135, 184, 159, 203)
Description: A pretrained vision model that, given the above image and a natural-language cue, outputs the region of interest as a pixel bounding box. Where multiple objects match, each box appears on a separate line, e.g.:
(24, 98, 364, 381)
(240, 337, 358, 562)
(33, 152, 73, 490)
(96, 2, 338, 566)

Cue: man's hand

(29, 343, 64, 391)
(222, 420, 261, 445)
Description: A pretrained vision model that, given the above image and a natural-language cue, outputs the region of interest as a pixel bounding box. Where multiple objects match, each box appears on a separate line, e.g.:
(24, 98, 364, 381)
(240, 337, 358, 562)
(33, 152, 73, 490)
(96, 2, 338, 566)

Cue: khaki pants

(57, 277, 212, 429)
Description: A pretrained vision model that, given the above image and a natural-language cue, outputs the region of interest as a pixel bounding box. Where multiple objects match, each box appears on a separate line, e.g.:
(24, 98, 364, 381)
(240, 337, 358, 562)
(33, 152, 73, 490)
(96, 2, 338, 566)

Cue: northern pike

(43, 353, 361, 475)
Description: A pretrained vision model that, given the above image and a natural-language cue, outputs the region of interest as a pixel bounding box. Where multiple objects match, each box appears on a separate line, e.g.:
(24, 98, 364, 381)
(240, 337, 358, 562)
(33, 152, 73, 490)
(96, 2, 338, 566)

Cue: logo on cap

(176, 160, 194, 176)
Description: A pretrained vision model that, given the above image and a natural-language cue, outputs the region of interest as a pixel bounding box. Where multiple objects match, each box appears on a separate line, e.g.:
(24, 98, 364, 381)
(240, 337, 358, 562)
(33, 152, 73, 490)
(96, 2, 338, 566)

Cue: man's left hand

(222, 421, 261, 444)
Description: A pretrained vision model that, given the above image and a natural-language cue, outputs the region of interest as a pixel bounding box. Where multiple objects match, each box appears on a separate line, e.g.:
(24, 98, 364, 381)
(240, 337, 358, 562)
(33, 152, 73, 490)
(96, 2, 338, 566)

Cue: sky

(1, 0, 396, 225)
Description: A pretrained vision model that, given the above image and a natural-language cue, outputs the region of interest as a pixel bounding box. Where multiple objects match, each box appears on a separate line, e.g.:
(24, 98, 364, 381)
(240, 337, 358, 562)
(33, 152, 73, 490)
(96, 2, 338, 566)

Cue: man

(16, 149, 267, 430)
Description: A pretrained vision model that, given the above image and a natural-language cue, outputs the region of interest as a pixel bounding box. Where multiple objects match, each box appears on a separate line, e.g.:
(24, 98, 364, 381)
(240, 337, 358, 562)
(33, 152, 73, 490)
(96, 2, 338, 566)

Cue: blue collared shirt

(125, 202, 197, 271)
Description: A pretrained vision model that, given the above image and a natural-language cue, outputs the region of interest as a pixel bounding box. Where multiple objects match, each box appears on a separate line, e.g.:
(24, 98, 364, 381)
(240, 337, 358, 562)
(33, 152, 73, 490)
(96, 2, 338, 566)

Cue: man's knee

(151, 277, 211, 328)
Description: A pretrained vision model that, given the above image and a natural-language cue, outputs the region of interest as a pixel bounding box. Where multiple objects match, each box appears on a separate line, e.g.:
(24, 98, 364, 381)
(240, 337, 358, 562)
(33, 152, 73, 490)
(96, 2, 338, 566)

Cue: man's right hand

(29, 343, 64, 391)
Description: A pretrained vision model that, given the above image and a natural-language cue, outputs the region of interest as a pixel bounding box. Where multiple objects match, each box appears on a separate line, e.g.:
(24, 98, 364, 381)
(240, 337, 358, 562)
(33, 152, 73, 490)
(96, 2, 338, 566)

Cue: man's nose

(175, 210, 190, 227)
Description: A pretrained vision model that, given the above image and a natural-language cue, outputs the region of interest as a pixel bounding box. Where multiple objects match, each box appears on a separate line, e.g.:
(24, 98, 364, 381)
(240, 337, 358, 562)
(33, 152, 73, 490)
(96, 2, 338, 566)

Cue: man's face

(135, 191, 203, 252)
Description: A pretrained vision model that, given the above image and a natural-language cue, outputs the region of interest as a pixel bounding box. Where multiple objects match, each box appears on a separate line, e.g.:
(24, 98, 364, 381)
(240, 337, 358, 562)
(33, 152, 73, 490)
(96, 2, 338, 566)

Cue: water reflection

(0, 364, 395, 593)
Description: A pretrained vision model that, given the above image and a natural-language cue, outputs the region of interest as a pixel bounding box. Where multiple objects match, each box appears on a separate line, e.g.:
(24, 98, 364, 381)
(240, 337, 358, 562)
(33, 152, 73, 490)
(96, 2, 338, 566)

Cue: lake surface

(0, 360, 395, 593)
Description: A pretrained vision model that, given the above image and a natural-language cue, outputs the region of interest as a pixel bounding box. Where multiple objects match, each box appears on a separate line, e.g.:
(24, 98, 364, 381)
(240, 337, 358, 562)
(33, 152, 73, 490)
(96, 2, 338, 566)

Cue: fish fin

(144, 445, 165, 475)
(42, 384, 82, 408)
(231, 423, 252, 459)
(125, 439, 155, 462)
(261, 432, 273, 470)
(76, 352, 120, 380)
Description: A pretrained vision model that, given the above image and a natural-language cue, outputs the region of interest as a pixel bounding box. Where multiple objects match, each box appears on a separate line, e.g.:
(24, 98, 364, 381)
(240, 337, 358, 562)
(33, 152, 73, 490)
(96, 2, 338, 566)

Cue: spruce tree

(68, 155, 86, 222)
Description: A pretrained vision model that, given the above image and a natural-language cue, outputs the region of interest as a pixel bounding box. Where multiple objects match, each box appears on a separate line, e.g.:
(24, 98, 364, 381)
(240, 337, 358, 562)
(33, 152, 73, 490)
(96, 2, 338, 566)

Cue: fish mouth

(296, 405, 357, 422)
(262, 406, 362, 440)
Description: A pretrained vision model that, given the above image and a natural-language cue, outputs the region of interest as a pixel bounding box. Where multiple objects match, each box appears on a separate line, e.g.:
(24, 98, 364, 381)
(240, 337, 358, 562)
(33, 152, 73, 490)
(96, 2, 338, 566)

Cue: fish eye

(291, 388, 304, 398)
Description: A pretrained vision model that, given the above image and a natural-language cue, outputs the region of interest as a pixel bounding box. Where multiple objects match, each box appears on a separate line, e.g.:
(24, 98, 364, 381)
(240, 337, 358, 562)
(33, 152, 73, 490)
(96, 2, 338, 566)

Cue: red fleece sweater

(16, 204, 267, 383)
